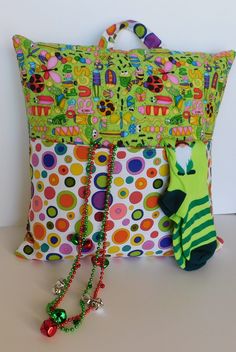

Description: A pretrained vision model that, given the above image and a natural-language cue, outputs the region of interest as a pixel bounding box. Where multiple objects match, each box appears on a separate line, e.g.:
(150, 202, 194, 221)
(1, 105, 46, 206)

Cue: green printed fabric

(12, 31, 235, 148)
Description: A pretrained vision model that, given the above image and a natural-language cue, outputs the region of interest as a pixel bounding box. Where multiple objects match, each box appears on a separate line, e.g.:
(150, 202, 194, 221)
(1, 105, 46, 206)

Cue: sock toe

(184, 240, 217, 271)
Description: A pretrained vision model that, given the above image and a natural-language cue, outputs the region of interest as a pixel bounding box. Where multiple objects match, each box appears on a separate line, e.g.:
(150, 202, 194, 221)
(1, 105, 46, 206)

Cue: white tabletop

(0, 214, 235, 352)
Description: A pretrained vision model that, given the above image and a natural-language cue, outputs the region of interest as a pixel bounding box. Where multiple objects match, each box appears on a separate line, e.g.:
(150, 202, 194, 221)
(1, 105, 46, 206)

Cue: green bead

(88, 283, 92, 289)
(98, 231, 104, 241)
(104, 258, 110, 268)
(51, 308, 67, 324)
(73, 319, 80, 327)
(71, 234, 79, 245)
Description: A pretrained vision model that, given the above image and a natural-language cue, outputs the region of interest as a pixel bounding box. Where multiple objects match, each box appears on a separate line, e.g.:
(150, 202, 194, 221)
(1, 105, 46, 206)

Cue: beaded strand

(40, 140, 118, 336)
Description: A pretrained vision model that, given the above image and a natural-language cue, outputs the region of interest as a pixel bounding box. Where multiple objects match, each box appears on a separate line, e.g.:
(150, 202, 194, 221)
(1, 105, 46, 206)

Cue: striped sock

(159, 140, 217, 271)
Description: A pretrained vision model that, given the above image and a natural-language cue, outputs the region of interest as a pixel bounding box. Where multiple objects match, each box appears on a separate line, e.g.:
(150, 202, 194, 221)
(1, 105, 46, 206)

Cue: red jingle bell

(82, 239, 93, 252)
(40, 318, 58, 337)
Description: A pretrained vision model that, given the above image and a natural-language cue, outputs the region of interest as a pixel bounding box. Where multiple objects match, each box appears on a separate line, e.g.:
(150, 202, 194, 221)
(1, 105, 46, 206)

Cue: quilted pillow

(12, 20, 234, 261)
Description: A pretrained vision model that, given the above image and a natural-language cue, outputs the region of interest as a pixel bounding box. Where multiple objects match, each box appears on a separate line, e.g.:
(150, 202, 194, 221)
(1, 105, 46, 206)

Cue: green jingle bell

(71, 233, 79, 245)
(51, 308, 67, 324)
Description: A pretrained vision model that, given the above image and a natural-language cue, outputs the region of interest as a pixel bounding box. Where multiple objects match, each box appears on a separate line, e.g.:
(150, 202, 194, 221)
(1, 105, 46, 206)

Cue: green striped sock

(159, 140, 217, 271)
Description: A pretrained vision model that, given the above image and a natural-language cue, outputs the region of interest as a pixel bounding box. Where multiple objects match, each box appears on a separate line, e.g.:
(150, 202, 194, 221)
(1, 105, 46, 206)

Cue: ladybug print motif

(144, 75, 164, 93)
(27, 74, 45, 93)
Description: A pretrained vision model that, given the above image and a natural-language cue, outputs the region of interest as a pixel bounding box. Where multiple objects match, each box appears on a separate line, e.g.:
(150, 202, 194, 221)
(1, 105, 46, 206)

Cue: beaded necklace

(40, 139, 117, 337)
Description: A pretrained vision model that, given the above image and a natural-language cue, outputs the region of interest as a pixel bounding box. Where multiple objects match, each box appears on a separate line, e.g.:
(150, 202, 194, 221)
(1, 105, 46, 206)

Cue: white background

(0, 0, 235, 227)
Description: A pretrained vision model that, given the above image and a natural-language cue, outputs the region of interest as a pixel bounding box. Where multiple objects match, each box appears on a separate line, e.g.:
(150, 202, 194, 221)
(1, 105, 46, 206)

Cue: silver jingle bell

(91, 297, 104, 310)
(52, 278, 66, 295)
(81, 294, 104, 310)
(81, 293, 93, 305)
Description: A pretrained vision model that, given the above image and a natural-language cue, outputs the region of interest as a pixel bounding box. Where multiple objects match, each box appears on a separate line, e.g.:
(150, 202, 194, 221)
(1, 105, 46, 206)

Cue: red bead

(100, 283, 105, 288)
(91, 255, 109, 268)
(40, 319, 57, 337)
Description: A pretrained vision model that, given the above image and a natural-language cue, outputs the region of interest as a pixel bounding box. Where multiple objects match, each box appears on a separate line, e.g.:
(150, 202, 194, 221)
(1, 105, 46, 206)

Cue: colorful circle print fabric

(15, 140, 222, 261)
(12, 20, 230, 261)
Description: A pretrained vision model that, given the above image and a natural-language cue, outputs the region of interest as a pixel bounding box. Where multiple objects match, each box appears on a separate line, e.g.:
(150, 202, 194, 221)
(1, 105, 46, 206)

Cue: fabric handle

(98, 19, 162, 49)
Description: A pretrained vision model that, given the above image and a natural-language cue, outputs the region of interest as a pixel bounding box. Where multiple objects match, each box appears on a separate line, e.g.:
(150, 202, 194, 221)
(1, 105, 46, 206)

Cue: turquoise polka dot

(41, 243, 49, 252)
(126, 176, 134, 184)
(41, 171, 47, 178)
(122, 245, 131, 252)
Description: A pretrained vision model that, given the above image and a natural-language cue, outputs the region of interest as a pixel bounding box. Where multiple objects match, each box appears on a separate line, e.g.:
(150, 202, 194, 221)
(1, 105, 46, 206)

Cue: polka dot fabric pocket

(16, 139, 222, 260)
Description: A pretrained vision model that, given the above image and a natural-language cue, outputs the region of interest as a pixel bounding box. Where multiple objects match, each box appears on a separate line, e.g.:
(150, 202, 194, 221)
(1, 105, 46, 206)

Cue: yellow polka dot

(159, 164, 169, 176)
(152, 211, 160, 218)
(34, 170, 40, 179)
(116, 253, 124, 257)
(70, 163, 83, 175)
(33, 241, 40, 250)
(81, 176, 88, 184)
(80, 204, 92, 216)
(108, 245, 120, 254)
(67, 212, 75, 220)
(114, 177, 124, 186)
(65, 255, 74, 260)
(129, 205, 134, 210)
(44, 200, 48, 206)
(36, 252, 43, 259)
(145, 251, 154, 256)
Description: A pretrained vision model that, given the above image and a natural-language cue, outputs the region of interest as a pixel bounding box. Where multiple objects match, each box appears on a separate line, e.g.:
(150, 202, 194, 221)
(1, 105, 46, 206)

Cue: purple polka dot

(92, 191, 113, 210)
(113, 161, 122, 174)
(32, 153, 39, 167)
(122, 218, 130, 226)
(39, 213, 45, 221)
(126, 157, 145, 175)
(42, 151, 57, 170)
(142, 240, 155, 250)
(59, 243, 73, 255)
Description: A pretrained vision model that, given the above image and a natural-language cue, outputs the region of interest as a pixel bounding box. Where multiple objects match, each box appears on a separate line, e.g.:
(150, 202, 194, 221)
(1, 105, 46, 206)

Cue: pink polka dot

(32, 195, 43, 212)
(39, 213, 45, 221)
(32, 153, 39, 167)
(142, 240, 155, 250)
(113, 161, 122, 174)
(122, 218, 130, 226)
(59, 243, 73, 255)
(110, 203, 127, 220)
